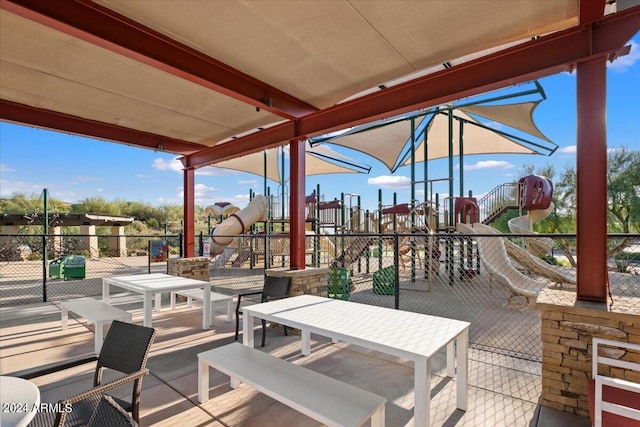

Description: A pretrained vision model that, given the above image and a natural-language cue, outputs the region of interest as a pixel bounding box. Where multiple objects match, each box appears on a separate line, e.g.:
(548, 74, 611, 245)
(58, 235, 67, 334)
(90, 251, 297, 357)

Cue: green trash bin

(328, 267, 350, 300)
(62, 255, 86, 280)
(48, 258, 63, 279)
(49, 255, 86, 280)
(373, 266, 396, 295)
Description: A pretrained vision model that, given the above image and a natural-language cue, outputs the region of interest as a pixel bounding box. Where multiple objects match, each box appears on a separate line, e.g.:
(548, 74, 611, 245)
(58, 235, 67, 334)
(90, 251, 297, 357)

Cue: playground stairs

(214, 247, 235, 268)
(478, 182, 521, 224)
(231, 249, 251, 267)
(332, 236, 373, 268)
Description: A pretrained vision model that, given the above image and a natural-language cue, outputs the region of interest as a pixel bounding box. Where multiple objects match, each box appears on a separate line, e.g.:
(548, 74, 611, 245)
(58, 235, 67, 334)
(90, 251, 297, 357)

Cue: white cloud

(367, 175, 411, 189)
(558, 145, 576, 154)
(608, 40, 639, 72)
(173, 183, 222, 206)
(0, 164, 15, 172)
(463, 160, 514, 171)
(238, 179, 258, 188)
(196, 166, 238, 176)
(152, 157, 182, 172)
(0, 179, 53, 198)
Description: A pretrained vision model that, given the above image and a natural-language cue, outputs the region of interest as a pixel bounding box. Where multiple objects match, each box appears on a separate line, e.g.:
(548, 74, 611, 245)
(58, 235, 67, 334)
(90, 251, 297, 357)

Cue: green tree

(555, 147, 640, 259)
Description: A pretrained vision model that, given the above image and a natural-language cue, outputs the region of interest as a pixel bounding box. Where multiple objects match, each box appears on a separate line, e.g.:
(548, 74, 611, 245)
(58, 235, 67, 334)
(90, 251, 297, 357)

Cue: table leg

(203, 286, 211, 330)
(154, 293, 162, 311)
(143, 292, 153, 327)
(301, 330, 311, 356)
(198, 357, 209, 403)
(102, 281, 110, 303)
(95, 321, 104, 354)
(456, 328, 469, 411)
(447, 341, 455, 377)
(243, 312, 254, 348)
(170, 292, 177, 310)
(414, 355, 430, 427)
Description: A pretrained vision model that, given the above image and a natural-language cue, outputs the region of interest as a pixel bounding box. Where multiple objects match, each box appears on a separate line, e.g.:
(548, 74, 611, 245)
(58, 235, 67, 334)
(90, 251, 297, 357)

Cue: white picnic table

(102, 273, 214, 329)
(242, 294, 470, 427)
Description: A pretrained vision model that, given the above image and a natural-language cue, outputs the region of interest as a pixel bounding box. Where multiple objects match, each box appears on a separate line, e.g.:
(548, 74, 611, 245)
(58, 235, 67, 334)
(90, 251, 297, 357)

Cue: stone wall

(536, 288, 640, 417)
(168, 257, 210, 281)
(266, 267, 330, 296)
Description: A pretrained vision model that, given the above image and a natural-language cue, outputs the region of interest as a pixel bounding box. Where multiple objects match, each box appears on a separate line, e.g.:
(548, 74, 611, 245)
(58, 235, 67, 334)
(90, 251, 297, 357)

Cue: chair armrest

(236, 291, 263, 312)
(63, 369, 150, 405)
(597, 376, 640, 395)
(49, 369, 149, 426)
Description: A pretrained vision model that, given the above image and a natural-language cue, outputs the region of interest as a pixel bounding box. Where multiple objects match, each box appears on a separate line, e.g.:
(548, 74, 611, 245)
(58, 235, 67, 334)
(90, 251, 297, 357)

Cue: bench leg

(226, 299, 232, 322)
(371, 404, 386, 427)
(61, 306, 69, 330)
(209, 301, 216, 327)
(198, 358, 209, 403)
(230, 376, 240, 389)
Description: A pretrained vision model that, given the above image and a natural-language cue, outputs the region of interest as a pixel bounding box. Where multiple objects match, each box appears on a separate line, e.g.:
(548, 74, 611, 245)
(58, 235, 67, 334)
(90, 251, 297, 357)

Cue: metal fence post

(42, 234, 47, 302)
(394, 232, 400, 310)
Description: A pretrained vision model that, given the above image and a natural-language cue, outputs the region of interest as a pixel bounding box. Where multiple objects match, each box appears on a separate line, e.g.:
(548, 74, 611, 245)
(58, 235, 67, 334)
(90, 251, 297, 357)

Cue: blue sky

(1, 37, 638, 214)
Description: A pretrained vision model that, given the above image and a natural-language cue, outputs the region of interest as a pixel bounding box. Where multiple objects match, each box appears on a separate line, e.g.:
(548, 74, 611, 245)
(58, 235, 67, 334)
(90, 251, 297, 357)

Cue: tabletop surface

(103, 273, 210, 291)
(243, 295, 470, 359)
(0, 376, 40, 427)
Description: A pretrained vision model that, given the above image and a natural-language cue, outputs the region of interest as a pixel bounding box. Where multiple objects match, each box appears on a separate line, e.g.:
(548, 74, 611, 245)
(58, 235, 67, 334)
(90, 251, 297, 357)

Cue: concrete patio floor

(0, 295, 592, 426)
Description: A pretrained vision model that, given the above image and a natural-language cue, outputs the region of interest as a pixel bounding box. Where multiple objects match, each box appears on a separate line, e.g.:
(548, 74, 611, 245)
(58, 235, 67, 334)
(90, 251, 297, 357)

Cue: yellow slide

(507, 203, 554, 256)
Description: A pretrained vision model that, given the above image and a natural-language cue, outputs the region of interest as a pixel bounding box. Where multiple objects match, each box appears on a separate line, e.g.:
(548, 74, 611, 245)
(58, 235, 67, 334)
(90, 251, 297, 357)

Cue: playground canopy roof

(208, 143, 369, 185)
(3, 0, 631, 169)
(311, 93, 558, 172)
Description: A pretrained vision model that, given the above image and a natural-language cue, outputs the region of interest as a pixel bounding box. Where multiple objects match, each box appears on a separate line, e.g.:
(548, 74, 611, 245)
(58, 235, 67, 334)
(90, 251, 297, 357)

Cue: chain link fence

(1, 229, 638, 403)
(0, 233, 182, 306)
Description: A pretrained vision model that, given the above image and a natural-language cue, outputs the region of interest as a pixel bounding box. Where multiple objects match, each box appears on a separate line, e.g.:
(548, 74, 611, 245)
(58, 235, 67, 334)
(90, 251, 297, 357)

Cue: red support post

(183, 168, 195, 258)
(575, 57, 608, 302)
(289, 139, 306, 270)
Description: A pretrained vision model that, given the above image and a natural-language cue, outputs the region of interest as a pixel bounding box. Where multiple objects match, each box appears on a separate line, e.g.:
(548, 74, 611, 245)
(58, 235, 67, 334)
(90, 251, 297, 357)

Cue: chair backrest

(97, 320, 156, 375)
(88, 395, 138, 427)
(261, 276, 291, 302)
(588, 337, 640, 427)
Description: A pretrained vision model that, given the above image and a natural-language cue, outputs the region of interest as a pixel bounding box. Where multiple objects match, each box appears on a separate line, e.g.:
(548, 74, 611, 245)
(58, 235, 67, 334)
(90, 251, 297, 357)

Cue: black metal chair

(88, 395, 138, 427)
(30, 320, 156, 427)
(235, 275, 291, 347)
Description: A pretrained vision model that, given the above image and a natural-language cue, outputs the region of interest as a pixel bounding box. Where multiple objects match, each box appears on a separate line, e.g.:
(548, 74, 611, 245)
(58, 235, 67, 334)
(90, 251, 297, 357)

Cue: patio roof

(2, 0, 635, 166)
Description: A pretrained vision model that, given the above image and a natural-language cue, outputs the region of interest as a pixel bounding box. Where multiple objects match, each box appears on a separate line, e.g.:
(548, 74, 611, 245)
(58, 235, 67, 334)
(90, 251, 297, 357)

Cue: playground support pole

(183, 168, 195, 258)
(447, 109, 454, 229)
(410, 117, 416, 282)
(576, 56, 608, 302)
(459, 119, 464, 198)
(289, 138, 306, 270)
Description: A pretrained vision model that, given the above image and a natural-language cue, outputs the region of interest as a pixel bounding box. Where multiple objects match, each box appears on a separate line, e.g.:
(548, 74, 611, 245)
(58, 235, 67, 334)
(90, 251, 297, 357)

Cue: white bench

(61, 298, 132, 354)
(198, 343, 386, 427)
(170, 289, 233, 327)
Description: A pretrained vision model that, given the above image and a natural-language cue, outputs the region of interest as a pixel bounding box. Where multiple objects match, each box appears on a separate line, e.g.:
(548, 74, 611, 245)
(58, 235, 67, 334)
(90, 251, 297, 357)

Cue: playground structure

(206, 174, 572, 306)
